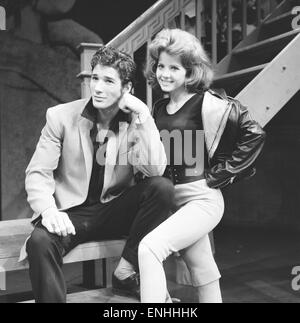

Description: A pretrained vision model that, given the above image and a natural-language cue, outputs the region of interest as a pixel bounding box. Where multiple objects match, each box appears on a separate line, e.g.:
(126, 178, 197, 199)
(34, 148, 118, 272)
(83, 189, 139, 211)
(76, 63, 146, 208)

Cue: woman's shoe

(112, 272, 140, 300)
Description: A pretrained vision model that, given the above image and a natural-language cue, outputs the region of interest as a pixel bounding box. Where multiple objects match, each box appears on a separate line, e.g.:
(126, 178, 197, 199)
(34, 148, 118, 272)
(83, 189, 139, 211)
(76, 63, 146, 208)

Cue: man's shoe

(112, 273, 140, 300)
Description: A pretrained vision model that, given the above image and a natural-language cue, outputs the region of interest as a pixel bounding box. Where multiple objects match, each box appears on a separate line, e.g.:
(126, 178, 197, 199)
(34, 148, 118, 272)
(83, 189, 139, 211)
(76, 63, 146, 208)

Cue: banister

(78, 0, 171, 55)
(77, 0, 196, 100)
(78, 0, 287, 100)
(106, 0, 168, 52)
(77, 0, 195, 77)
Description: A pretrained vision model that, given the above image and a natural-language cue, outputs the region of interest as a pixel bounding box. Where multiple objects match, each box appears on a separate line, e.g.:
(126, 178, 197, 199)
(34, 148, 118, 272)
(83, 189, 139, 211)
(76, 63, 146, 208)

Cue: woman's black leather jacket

(205, 91, 266, 189)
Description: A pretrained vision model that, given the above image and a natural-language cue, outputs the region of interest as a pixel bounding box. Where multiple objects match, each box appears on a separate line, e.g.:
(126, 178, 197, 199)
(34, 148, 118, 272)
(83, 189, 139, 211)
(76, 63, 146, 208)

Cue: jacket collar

(81, 98, 98, 123)
(80, 98, 131, 126)
(202, 90, 232, 159)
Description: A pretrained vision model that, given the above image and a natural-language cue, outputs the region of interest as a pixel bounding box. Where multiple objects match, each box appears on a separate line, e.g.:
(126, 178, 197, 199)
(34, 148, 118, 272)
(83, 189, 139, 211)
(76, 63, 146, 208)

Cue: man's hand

(118, 93, 150, 118)
(41, 208, 76, 237)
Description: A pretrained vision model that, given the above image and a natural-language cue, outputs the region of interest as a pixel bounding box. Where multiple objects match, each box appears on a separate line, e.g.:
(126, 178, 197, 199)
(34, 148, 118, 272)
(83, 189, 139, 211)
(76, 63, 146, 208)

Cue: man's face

(90, 64, 123, 110)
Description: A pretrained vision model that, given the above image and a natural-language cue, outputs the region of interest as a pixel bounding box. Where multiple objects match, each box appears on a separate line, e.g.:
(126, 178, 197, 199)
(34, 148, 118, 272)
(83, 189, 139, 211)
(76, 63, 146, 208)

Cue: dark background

(67, 0, 156, 42)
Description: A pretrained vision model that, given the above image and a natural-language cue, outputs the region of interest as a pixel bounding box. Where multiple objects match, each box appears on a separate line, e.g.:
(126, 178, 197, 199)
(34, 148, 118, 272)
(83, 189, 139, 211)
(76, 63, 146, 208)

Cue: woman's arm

(205, 101, 266, 189)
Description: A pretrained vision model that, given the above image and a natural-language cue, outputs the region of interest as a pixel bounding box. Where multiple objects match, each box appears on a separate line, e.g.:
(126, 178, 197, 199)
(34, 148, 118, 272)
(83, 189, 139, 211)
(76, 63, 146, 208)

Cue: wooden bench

(0, 218, 215, 302)
(0, 218, 128, 300)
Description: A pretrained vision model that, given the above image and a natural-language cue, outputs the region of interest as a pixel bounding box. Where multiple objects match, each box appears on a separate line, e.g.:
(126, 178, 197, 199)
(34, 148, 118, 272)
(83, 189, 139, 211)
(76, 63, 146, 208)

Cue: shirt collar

(81, 98, 98, 123)
(81, 98, 132, 131)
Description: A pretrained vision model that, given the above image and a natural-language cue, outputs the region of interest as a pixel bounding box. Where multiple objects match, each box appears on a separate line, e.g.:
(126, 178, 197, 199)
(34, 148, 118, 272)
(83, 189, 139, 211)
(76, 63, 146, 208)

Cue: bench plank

(0, 219, 32, 237)
(0, 219, 126, 292)
(0, 240, 126, 271)
(0, 219, 126, 271)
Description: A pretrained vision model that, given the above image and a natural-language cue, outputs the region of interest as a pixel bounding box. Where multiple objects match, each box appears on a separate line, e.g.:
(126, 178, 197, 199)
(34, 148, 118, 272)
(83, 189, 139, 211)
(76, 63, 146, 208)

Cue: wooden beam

(214, 64, 267, 83)
(236, 34, 300, 127)
(233, 29, 300, 56)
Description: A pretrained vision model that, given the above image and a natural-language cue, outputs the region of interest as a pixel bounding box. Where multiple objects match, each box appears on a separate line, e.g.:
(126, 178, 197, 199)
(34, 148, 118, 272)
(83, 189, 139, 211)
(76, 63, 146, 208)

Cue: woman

(138, 28, 266, 303)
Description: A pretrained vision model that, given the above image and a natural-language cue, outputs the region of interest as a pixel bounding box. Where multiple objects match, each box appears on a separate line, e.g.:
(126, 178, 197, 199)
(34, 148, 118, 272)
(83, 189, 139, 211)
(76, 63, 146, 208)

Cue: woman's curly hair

(145, 28, 214, 92)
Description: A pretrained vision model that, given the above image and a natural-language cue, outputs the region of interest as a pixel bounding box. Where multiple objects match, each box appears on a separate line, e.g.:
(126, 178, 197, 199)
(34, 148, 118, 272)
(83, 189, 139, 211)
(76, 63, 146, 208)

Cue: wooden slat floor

(22, 289, 139, 303)
(1, 226, 300, 303)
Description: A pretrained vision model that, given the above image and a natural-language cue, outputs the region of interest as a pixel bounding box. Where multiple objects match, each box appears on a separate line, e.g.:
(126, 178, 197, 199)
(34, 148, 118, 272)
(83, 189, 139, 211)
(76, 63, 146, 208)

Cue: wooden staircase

(78, 0, 300, 129)
(214, 0, 300, 127)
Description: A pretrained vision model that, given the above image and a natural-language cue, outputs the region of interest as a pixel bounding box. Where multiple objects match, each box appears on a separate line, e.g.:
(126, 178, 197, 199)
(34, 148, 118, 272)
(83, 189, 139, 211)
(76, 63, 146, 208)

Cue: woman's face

(156, 51, 188, 95)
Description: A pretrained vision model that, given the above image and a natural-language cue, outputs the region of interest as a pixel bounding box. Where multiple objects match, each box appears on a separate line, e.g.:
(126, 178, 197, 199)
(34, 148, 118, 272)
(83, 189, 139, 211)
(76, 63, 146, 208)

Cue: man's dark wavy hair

(91, 45, 136, 86)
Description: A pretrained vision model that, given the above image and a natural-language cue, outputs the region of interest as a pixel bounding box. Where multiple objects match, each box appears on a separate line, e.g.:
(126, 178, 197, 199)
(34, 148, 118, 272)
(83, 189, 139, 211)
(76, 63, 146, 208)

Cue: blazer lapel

(78, 117, 93, 181)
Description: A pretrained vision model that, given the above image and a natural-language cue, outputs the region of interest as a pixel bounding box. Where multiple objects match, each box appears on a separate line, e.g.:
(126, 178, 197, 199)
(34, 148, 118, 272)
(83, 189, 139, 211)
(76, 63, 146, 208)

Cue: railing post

(146, 40, 153, 112)
(81, 75, 90, 99)
(0, 6, 5, 31)
(180, 0, 186, 30)
(0, 83, 2, 221)
(211, 0, 218, 65)
(242, 0, 247, 39)
(0, 269, 5, 291)
(195, 0, 203, 40)
(227, 0, 233, 54)
(257, 0, 262, 26)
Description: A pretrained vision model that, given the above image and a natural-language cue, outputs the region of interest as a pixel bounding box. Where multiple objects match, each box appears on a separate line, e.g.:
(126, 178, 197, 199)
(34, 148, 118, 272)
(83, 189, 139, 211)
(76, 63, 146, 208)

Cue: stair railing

(78, 0, 201, 108)
(78, 0, 285, 108)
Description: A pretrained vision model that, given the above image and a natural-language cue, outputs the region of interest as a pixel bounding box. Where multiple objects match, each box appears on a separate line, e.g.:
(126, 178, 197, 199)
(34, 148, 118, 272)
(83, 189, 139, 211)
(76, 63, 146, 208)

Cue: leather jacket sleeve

(205, 99, 266, 189)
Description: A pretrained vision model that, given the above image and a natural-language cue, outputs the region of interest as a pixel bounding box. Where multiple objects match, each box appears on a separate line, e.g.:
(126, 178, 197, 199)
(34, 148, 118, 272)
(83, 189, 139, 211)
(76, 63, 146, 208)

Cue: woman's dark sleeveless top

(153, 92, 207, 184)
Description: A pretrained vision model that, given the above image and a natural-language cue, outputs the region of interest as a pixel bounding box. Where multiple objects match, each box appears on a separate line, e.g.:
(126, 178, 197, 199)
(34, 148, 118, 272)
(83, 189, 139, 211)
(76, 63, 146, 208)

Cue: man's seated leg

(26, 224, 66, 303)
(26, 217, 89, 303)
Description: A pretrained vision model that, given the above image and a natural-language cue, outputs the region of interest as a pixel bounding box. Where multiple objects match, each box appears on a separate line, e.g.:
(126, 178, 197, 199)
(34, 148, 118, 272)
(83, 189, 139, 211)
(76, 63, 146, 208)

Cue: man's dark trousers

(26, 176, 174, 303)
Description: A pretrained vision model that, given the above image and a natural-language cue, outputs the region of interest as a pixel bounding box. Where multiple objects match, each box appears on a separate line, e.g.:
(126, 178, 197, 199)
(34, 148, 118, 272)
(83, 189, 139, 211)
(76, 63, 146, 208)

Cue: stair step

(234, 29, 300, 56)
(264, 11, 293, 25)
(21, 288, 139, 303)
(259, 11, 296, 41)
(214, 64, 267, 83)
(213, 64, 267, 97)
(228, 29, 300, 72)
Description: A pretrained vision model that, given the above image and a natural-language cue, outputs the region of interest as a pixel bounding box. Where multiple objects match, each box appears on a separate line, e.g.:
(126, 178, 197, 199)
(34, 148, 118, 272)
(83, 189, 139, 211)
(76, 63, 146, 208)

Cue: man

(20, 46, 174, 303)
